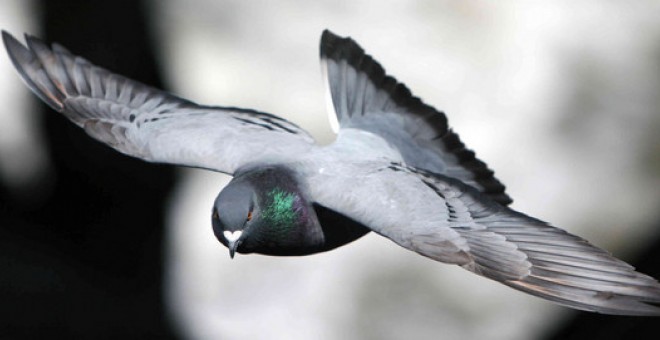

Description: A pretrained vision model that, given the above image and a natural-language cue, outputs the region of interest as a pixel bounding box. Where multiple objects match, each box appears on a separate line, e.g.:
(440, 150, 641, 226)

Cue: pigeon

(3, 29, 660, 316)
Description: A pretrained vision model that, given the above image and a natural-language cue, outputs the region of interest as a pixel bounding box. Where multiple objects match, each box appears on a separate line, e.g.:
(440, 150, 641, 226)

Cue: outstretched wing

(2, 31, 315, 174)
(306, 161, 660, 315)
(320, 30, 512, 205)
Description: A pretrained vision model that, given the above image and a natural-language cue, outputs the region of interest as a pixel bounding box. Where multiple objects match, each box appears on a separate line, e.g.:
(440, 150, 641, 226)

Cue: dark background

(0, 1, 659, 339)
(0, 0, 179, 338)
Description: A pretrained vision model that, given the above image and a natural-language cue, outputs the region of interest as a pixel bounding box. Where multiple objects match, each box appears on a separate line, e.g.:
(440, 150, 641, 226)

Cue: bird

(3, 29, 660, 316)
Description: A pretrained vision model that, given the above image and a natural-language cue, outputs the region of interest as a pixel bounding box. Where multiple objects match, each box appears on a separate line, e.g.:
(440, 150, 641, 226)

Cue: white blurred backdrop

(2, 1, 660, 339)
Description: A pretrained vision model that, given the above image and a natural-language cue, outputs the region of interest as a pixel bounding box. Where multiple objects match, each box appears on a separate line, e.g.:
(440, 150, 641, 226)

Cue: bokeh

(1, 1, 659, 339)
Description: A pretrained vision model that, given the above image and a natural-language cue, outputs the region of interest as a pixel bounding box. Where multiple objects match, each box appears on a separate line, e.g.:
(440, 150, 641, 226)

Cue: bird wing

(306, 161, 660, 315)
(320, 30, 512, 205)
(2, 31, 315, 175)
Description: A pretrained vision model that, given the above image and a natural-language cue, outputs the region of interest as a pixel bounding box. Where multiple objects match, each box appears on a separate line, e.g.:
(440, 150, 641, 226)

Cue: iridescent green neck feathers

(262, 188, 298, 227)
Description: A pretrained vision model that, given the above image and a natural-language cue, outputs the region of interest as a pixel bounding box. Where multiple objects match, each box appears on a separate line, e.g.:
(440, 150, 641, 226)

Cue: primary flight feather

(3, 29, 660, 316)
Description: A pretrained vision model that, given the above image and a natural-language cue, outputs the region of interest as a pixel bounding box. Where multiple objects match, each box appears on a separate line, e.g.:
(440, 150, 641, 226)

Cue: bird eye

(247, 211, 253, 222)
(213, 210, 219, 219)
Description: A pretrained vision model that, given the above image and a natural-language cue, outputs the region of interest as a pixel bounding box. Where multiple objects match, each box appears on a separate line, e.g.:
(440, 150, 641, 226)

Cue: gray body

(212, 166, 370, 256)
(4, 29, 660, 316)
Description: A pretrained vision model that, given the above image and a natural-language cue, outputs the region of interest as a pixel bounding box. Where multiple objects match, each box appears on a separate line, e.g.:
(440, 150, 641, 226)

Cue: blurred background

(1, 0, 659, 339)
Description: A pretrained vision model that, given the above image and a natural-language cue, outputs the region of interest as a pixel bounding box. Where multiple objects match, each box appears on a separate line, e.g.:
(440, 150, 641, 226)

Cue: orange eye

(247, 211, 253, 221)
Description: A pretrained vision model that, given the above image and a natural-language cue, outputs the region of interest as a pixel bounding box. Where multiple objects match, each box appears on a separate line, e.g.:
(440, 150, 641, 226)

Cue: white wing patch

(321, 59, 341, 134)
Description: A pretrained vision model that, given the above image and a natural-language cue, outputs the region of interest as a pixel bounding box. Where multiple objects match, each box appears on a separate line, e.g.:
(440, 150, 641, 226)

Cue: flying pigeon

(3, 29, 660, 316)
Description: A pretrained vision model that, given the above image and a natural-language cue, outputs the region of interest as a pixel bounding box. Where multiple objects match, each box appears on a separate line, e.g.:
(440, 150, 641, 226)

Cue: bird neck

(262, 188, 301, 229)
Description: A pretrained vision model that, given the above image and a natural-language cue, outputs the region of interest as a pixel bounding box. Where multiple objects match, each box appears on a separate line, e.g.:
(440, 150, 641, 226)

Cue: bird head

(211, 178, 257, 258)
(212, 167, 325, 258)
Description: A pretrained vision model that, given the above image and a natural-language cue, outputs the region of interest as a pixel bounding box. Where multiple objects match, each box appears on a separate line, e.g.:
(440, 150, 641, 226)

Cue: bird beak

(228, 240, 240, 259)
(223, 230, 243, 259)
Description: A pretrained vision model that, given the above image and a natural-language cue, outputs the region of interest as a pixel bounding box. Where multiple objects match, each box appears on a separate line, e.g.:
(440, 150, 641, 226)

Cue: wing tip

(3, 30, 29, 64)
(319, 29, 340, 59)
(501, 230, 660, 316)
(319, 29, 365, 68)
(23, 32, 46, 51)
(505, 278, 660, 316)
(318, 30, 512, 204)
(3, 31, 66, 111)
(318, 29, 441, 120)
(1, 29, 15, 47)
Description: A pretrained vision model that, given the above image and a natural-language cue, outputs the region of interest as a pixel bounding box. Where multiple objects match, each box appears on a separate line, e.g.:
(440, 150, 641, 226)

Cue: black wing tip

(319, 29, 443, 119)
(319, 29, 342, 58)
(319, 30, 512, 204)
(441, 129, 513, 205)
(320, 29, 366, 66)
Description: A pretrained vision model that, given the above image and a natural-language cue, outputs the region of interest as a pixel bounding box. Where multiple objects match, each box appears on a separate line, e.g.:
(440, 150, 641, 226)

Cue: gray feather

(320, 30, 512, 205)
(2, 31, 315, 175)
(7, 29, 660, 316)
(307, 160, 660, 315)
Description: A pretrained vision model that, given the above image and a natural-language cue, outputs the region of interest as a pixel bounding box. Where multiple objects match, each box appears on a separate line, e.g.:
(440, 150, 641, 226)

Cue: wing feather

(3, 31, 315, 174)
(320, 30, 512, 205)
(307, 161, 660, 315)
